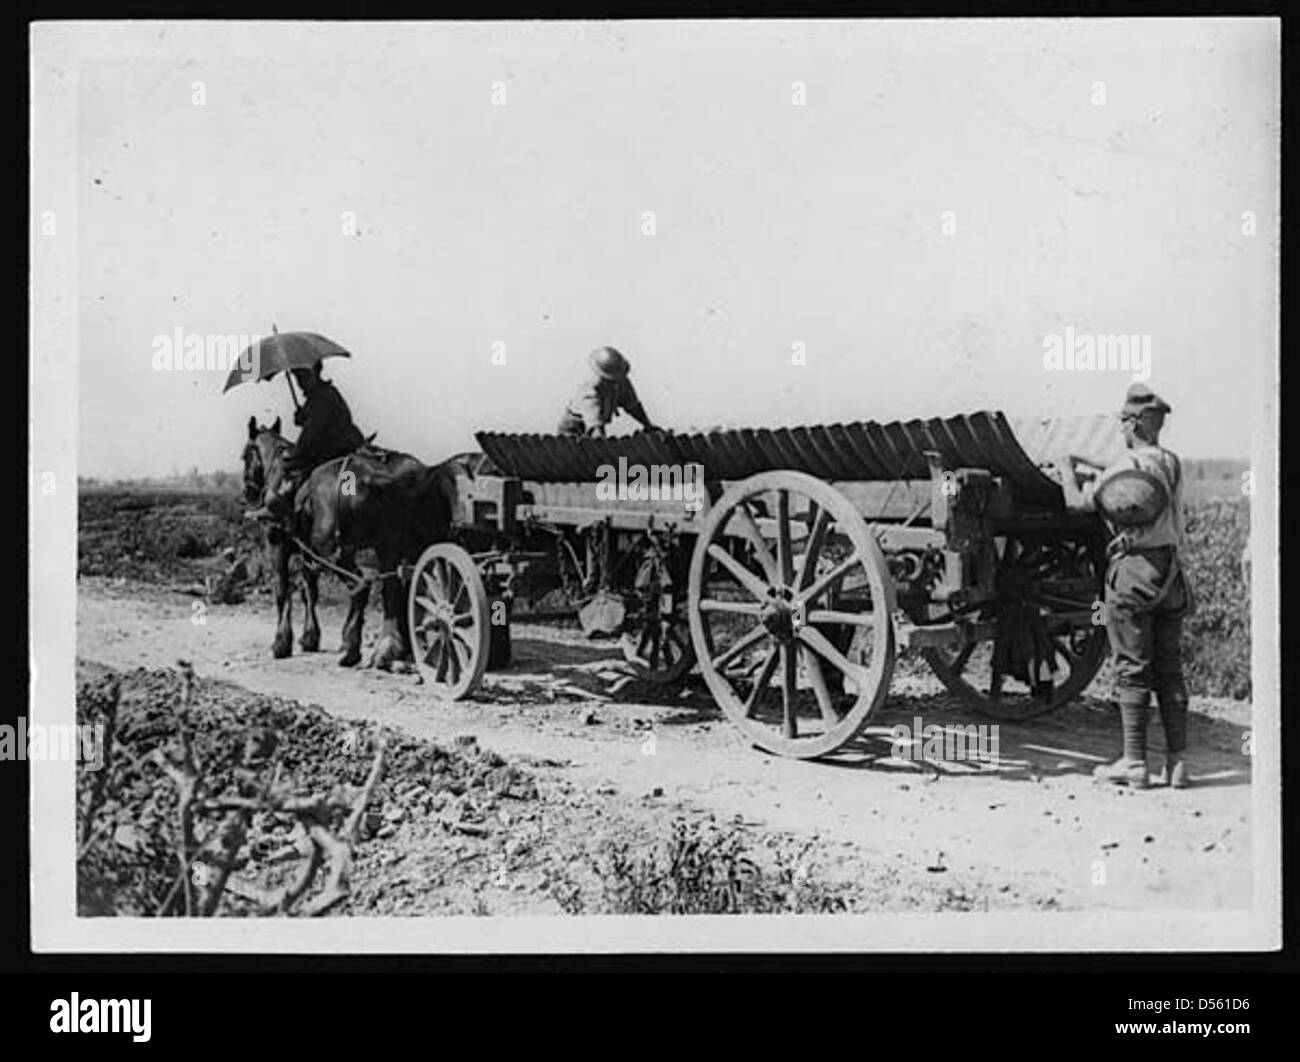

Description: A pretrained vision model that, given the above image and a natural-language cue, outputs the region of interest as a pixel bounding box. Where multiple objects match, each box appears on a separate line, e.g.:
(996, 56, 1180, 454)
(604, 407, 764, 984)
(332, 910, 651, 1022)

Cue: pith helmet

(1121, 383, 1172, 418)
(589, 346, 630, 380)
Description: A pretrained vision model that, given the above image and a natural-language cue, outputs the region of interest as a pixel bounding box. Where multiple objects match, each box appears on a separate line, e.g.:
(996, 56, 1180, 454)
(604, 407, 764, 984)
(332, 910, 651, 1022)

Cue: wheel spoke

(951, 642, 976, 677)
(444, 638, 463, 684)
(796, 506, 832, 591)
(707, 543, 772, 602)
(710, 623, 768, 671)
(796, 553, 860, 608)
(780, 644, 797, 739)
(420, 633, 438, 665)
(430, 559, 449, 602)
(450, 629, 476, 659)
(806, 608, 877, 627)
(775, 489, 794, 587)
(743, 648, 780, 717)
(698, 599, 762, 615)
(797, 626, 866, 685)
(732, 502, 780, 584)
(419, 571, 441, 604)
(802, 646, 839, 725)
(1049, 635, 1077, 667)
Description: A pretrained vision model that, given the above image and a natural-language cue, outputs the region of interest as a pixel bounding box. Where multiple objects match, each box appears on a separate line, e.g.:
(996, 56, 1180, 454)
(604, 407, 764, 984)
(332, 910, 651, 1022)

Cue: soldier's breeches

(1105, 552, 1187, 703)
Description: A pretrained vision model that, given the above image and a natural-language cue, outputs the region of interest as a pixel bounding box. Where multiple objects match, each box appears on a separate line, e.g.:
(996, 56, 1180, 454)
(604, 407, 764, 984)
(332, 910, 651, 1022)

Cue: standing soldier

(1056, 383, 1194, 789)
(557, 347, 656, 437)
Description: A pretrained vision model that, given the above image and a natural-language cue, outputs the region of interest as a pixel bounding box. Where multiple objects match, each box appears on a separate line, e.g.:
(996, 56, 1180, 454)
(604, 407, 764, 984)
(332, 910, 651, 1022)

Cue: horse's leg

(271, 537, 294, 659)
(338, 549, 369, 668)
(299, 560, 321, 652)
(371, 549, 408, 672)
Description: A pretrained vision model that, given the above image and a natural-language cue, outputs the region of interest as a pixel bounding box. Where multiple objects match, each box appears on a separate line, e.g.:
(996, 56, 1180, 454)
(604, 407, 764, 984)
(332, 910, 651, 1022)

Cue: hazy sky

(46, 19, 1277, 476)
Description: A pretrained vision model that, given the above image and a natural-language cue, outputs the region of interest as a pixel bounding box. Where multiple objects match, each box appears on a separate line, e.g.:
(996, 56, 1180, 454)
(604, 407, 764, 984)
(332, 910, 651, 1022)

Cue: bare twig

(140, 668, 389, 917)
(78, 676, 119, 851)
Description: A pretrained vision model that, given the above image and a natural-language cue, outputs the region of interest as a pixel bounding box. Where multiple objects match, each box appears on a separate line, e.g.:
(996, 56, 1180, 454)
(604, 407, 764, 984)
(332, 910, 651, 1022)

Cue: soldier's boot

(1154, 686, 1191, 789)
(1093, 697, 1150, 788)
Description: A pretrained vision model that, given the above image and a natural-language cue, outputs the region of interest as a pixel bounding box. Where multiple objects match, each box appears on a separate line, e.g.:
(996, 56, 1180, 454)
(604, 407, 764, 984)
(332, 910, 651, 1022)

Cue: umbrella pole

(285, 372, 301, 412)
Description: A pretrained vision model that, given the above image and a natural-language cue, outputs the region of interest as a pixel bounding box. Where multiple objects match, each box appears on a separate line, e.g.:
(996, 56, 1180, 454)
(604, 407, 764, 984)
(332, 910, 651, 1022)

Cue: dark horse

(241, 416, 460, 669)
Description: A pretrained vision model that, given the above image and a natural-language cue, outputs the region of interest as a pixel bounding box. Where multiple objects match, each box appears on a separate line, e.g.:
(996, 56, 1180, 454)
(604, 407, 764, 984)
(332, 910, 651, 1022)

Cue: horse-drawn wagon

(405, 411, 1125, 760)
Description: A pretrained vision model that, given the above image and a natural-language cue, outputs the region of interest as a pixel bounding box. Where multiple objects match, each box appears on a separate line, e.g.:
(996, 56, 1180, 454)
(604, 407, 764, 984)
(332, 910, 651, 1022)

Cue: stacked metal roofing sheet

(475, 411, 1124, 505)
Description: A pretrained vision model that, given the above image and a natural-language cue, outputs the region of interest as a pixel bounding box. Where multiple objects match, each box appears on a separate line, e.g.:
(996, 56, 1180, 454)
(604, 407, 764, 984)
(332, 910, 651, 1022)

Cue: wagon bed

(407, 411, 1122, 759)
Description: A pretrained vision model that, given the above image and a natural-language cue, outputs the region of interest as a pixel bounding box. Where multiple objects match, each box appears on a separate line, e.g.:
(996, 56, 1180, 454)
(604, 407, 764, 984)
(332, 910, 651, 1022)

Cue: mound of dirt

(76, 662, 539, 916)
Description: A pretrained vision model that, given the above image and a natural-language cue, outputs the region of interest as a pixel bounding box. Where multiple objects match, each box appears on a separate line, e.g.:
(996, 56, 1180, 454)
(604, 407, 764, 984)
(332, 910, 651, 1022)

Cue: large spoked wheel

(621, 537, 696, 685)
(408, 543, 491, 701)
(922, 531, 1108, 721)
(688, 471, 896, 759)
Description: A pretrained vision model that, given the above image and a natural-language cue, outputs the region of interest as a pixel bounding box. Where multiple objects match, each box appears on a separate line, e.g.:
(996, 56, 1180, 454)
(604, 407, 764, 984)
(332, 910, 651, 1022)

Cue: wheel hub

(759, 595, 797, 643)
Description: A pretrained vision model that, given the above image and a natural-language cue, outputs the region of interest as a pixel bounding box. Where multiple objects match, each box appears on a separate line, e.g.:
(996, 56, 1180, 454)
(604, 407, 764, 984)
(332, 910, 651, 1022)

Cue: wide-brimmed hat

(589, 346, 630, 380)
(1121, 383, 1171, 418)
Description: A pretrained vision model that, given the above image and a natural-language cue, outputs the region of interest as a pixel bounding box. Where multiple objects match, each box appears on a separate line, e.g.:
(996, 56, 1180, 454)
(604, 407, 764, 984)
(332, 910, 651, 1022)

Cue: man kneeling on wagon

(558, 346, 657, 437)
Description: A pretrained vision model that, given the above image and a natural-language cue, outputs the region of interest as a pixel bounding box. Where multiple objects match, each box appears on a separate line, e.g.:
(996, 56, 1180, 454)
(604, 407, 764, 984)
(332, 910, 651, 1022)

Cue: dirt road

(77, 576, 1253, 913)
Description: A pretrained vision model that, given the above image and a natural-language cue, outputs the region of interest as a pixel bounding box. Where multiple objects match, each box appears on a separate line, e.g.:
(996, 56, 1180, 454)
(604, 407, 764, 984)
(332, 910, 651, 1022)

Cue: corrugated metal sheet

(475, 412, 1126, 505)
(1009, 414, 1125, 473)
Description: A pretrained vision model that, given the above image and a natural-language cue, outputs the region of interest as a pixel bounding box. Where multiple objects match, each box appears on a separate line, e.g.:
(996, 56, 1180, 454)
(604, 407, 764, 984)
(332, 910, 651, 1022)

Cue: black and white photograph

(28, 17, 1279, 958)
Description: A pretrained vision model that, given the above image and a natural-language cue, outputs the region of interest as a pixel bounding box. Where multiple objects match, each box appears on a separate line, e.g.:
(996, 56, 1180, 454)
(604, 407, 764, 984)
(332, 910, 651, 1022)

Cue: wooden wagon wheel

(688, 471, 896, 759)
(921, 530, 1108, 721)
(621, 535, 696, 684)
(408, 542, 491, 700)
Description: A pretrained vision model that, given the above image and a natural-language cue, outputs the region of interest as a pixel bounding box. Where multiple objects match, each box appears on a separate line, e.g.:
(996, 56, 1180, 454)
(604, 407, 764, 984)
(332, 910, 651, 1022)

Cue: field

(73, 481, 1254, 917)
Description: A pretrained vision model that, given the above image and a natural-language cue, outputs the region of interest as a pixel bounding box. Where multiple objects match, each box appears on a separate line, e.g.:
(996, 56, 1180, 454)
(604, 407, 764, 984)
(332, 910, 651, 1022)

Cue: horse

(241, 416, 460, 669)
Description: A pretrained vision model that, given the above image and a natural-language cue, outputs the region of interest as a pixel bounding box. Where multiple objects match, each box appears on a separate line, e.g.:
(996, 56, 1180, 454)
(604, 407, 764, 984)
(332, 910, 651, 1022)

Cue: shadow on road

(816, 694, 1251, 788)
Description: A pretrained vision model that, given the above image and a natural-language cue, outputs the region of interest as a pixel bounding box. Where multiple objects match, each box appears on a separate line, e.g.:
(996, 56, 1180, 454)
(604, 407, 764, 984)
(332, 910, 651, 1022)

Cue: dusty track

(77, 576, 1253, 913)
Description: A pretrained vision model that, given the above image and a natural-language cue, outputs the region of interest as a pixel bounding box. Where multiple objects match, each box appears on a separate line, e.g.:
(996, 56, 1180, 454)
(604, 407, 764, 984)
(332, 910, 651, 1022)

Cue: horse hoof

(300, 634, 320, 652)
(272, 640, 292, 660)
(339, 650, 361, 668)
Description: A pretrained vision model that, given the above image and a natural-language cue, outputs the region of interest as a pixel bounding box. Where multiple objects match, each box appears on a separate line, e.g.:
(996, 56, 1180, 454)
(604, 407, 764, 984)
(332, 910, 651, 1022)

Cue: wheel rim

(921, 532, 1108, 720)
(408, 543, 490, 700)
(688, 471, 895, 759)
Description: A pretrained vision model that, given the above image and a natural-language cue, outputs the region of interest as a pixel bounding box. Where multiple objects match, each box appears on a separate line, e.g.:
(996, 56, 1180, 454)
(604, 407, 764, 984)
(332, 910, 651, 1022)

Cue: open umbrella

(223, 326, 352, 410)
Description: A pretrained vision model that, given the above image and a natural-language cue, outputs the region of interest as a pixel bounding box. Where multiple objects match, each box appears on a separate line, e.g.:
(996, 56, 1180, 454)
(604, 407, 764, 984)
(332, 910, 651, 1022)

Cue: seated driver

(249, 361, 366, 520)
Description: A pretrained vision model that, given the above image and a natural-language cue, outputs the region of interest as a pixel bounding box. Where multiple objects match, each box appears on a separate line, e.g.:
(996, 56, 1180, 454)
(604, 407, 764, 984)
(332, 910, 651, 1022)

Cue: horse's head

(242, 415, 284, 504)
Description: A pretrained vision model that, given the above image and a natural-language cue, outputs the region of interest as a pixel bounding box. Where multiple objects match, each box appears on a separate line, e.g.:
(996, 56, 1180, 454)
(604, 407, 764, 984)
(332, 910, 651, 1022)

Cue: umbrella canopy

(222, 331, 351, 393)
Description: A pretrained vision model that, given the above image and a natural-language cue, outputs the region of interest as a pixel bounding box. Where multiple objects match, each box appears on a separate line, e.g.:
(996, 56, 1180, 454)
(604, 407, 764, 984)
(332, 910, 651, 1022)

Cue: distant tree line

(79, 469, 243, 494)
